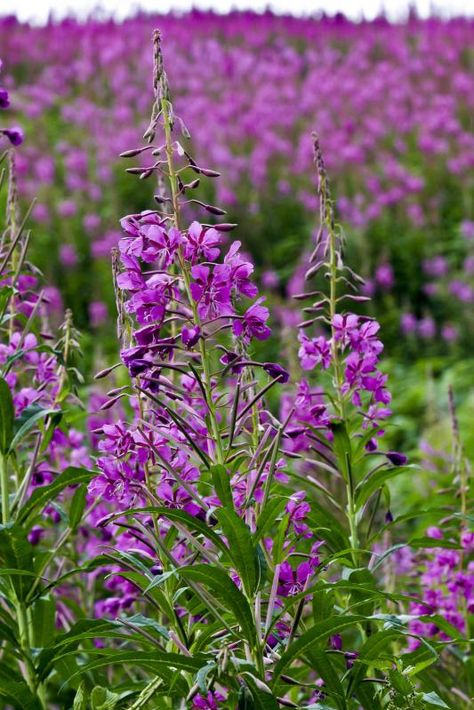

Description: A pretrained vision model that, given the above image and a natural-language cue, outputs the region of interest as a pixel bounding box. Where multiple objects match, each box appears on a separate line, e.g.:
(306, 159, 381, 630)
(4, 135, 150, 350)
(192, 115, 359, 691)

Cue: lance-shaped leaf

(10, 404, 58, 452)
(355, 465, 416, 510)
(272, 616, 365, 684)
(0, 524, 34, 601)
(17, 466, 95, 525)
(216, 508, 261, 595)
(210, 464, 234, 510)
(179, 564, 257, 647)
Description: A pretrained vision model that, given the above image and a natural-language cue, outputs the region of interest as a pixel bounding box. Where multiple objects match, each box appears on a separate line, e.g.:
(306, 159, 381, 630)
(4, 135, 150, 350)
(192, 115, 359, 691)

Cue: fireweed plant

(68, 33, 472, 709)
(0, 71, 99, 709)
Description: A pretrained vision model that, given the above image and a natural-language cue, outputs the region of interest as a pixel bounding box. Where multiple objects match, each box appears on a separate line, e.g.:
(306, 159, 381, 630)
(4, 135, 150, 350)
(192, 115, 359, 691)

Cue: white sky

(2, 0, 474, 24)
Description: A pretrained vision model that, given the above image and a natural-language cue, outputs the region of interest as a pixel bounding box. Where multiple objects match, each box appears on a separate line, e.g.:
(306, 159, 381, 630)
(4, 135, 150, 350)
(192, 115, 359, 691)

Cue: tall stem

(158, 55, 224, 464)
(314, 135, 358, 563)
(0, 452, 9, 523)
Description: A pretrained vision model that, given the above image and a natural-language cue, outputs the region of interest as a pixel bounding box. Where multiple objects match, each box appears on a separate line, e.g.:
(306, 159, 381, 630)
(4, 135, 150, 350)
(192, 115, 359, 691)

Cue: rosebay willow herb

(0, 28, 472, 710)
(77, 32, 471, 710)
(3, 14, 474, 359)
(0, 70, 94, 710)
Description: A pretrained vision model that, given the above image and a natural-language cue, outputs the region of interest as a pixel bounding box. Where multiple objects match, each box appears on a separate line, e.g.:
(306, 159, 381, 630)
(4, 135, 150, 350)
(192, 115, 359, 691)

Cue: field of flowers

(0, 10, 472, 710)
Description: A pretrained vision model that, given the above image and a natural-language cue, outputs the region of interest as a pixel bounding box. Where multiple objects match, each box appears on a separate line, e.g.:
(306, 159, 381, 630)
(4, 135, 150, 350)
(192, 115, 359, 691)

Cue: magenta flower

(0, 87, 9, 109)
(232, 297, 270, 342)
(1, 126, 23, 145)
(192, 691, 226, 709)
(140, 223, 182, 266)
(182, 325, 201, 348)
(332, 313, 359, 345)
(224, 241, 258, 298)
(190, 264, 233, 320)
(184, 221, 221, 263)
(298, 333, 331, 370)
(286, 490, 311, 537)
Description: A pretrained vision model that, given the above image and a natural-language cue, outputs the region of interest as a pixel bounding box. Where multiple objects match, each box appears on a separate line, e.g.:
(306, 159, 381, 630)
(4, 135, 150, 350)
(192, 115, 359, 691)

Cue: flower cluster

(407, 527, 474, 648)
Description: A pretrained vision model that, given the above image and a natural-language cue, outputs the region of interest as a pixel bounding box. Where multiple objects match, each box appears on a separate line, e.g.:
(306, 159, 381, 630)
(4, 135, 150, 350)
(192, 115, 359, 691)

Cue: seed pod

(139, 168, 154, 180)
(199, 168, 221, 178)
(119, 147, 150, 158)
(204, 203, 226, 216)
(94, 363, 122, 380)
(99, 393, 125, 410)
(212, 223, 238, 232)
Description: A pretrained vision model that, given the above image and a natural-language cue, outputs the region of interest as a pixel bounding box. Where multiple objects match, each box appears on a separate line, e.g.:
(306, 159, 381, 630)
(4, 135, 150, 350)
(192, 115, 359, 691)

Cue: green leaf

(196, 662, 217, 693)
(243, 678, 280, 709)
(355, 466, 416, 510)
(0, 376, 14, 455)
(66, 649, 207, 678)
(17, 466, 94, 525)
(216, 508, 260, 595)
(105, 506, 230, 558)
(0, 675, 42, 710)
(0, 524, 34, 600)
(312, 584, 335, 623)
(306, 649, 347, 709)
(69, 484, 87, 530)
(272, 513, 290, 564)
(36, 619, 138, 679)
(73, 682, 88, 710)
(179, 564, 257, 647)
(272, 616, 365, 684)
(347, 629, 402, 696)
(421, 691, 450, 708)
(307, 506, 350, 553)
(402, 639, 438, 676)
(90, 685, 122, 710)
(210, 464, 234, 509)
(31, 594, 56, 647)
(329, 420, 352, 481)
(255, 497, 286, 541)
(409, 536, 461, 550)
(10, 405, 58, 451)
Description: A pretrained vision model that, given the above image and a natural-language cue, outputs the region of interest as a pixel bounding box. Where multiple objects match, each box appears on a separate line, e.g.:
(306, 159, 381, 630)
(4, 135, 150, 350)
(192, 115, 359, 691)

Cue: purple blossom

(224, 241, 258, 298)
(190, 264, 233, 320)
(298, 333, 331, 370)
(0, 87, 9, 109)
(1, 126, 23, 145)
(233, 297, 271, 342)
(184, 221, 221, 263)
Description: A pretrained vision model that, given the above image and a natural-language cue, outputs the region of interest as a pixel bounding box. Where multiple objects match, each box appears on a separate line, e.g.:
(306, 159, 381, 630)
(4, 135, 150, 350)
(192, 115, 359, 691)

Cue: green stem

(1, 453, 9, 523)
(17, 601, 45, 707)
(346, 468, 359, 568)
(160, 95, 224, 464)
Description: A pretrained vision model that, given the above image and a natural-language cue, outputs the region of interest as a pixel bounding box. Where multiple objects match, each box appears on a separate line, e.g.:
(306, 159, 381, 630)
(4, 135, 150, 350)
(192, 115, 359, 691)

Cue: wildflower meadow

(0, 9, 472, 710)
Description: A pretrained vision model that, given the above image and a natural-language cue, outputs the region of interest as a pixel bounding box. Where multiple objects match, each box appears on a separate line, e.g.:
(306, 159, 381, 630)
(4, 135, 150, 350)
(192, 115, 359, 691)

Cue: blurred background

(1, 0, 473, 456)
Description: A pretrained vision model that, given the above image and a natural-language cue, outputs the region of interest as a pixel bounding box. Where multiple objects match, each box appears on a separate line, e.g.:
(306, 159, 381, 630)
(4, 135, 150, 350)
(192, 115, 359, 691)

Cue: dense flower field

(0, 11, 472, 710)
(1, 11, 474, 356)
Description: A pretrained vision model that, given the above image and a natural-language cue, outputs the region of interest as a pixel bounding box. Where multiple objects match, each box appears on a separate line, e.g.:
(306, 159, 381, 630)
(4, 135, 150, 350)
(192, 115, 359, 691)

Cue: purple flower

(386, 451, 408, 466)
(182, 325, 201, 348)
(375, 263, 394, 290)
(332, 313, 359, 344)
(192, 691, 226, 709)
(298, 333, 331, 371)
(1, 126, 24, 146)
(263, 362, 289, 382)
(233, 298, 270, 343)
(401, 312, 417, 335)
(0, 87, 10, 109)
(224, 241, 258, 298)
(190, 264, 233, 320)
(140, 223, 182, 266)
(286, 491, 311, 537)
(184, 221, 221, 263)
